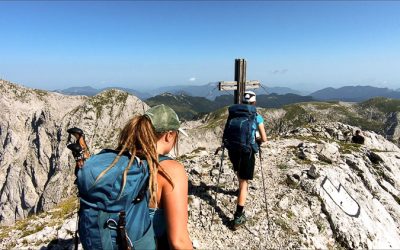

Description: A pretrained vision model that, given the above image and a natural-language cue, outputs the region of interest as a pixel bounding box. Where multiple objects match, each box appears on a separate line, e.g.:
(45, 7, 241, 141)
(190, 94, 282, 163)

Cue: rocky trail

(2, 122, 400, 249)
(184, 139, 335, 250)
(1, 81, 399, 249)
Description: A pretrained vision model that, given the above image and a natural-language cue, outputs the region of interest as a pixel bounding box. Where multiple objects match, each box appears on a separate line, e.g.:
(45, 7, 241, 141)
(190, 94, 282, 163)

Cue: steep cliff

(0, 80, 148, 225)
(1, 81, 400, 249)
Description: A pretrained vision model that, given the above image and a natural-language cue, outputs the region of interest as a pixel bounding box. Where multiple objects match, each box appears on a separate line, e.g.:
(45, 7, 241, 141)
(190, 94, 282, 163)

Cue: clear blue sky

(0, 1, 399, 92)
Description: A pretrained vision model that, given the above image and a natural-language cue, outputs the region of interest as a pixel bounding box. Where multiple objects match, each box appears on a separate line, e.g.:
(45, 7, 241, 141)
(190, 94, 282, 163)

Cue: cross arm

(218, 80, 260, 91)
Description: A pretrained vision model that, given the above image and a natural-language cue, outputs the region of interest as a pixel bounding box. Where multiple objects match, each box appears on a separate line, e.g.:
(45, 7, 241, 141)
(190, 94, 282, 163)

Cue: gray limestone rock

(1, 81, 400, 250)
(0, 81, 148, 225)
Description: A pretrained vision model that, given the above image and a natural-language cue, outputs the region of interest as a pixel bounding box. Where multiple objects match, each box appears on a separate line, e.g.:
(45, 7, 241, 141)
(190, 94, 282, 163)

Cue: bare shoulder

(159, 160, 188, 196)
(160, 160, 188, 180)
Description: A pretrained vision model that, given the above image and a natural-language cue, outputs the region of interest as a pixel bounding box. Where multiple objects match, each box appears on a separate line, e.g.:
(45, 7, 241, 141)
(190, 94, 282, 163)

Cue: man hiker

(352, 130, 365, 144)
(223, 91, 267, 229)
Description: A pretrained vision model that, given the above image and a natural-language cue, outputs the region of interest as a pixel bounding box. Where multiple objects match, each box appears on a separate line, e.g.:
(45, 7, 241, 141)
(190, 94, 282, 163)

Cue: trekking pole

(66, 127, 91, 250)
(210, 145, 225, 227)
(118, 211, 132, 250)
(67, 127, 91, 171)
(74, 201, 80, 250)
(258, 146, 270, 229)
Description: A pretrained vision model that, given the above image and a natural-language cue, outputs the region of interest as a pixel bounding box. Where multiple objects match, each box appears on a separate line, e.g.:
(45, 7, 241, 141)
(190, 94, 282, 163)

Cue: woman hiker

(78, 104, 192, 250)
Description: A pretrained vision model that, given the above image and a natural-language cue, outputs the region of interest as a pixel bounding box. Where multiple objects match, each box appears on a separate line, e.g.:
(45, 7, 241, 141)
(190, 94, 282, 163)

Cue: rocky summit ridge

(1, 80, 400, 249)
(0, 80, 148, 226)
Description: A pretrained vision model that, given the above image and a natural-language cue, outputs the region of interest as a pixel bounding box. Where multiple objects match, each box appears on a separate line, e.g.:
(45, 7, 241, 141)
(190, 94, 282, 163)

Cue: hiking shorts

(228, 149, 256, 180)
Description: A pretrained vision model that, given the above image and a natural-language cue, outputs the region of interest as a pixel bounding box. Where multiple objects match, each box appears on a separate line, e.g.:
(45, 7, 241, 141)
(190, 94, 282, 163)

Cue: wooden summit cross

(218, 59, 260, 104)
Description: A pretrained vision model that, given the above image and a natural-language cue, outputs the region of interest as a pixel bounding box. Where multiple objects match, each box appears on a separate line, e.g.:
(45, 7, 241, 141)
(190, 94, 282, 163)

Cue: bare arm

(161, 161, 193, 250)
(257, 122, 267, 143)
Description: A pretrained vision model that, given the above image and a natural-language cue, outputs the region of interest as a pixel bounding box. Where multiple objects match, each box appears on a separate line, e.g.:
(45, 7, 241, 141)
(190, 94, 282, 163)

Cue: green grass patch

(278, 164, 289, 170)
(0, 196, 78, 245)
(145, 93, 220, 121)
(20, 224, 46, 238)
(274, 217, 292, 233)
(201, 107, 229, 129)
(287, 210, 295, 219)
(176, 154, 196, 161)
(316, 218, 326, 233)
(307, 101, 340, 110)
(0, 225, 12, 240)
(282, 104, 310, 128)
(33, 89, 48, 99)
(359, 97, 400, 113)
(322, 101, 385, 133)
(191, 147, 206, 154)
(49, 196, 78, 220)
(294, 157, 314, 165)
(345, 115, 384, 133)
(201, 163, 211, 169)
(88, 90, 128, 118)
(337, 141, 362, 154)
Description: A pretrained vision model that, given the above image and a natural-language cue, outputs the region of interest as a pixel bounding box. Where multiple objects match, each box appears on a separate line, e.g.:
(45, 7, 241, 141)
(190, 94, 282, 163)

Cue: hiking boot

(232, 213, 247, 230)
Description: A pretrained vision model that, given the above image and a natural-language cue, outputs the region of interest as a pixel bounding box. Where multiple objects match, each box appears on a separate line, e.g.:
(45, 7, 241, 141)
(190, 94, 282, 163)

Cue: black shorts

(228, 149, 256, 180)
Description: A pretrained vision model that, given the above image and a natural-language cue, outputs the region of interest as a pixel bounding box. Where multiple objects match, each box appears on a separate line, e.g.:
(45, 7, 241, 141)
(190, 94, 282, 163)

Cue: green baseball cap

(144, 104, 188, 137)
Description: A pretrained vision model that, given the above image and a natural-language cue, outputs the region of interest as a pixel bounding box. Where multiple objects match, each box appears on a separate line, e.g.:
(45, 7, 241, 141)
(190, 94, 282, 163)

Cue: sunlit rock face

(0, 80, 148, 225)
(385, 112, 400, 145)
(1, 80, 399, 249)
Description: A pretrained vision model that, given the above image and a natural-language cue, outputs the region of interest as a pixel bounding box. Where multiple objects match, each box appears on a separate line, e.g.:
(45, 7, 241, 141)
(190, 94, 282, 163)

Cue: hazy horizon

(1, 1, 399, 92)
(2, 76, 400, 96)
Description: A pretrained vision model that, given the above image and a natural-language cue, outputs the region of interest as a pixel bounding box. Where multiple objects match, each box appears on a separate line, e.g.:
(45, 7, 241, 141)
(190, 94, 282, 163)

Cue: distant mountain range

(148, 82, 304, 99)
(145, 92, 314, 120)
(54, 86, 99, 96)
(214, 93, 314, 108)
(54, 84, 400, 103)
(54, 83, 303, 100)
(54, 86, 152, 99)
(310, 86, 400, 102)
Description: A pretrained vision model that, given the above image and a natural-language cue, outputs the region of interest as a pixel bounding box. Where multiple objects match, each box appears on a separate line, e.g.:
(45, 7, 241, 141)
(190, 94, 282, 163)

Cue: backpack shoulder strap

(98, 148, 131, 158)
(159, 155, 173, 162)
(133, 155, 173, 204)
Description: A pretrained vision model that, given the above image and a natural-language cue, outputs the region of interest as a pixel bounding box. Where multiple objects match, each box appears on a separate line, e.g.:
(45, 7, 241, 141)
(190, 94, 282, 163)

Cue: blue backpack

(223, 104, 259, 153)
(77, 149, 168, 250)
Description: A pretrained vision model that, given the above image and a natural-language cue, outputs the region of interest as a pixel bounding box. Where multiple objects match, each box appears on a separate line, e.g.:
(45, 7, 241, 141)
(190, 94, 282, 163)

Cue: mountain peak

(160, 92, 174, 97)
(310, 85, 400, 102)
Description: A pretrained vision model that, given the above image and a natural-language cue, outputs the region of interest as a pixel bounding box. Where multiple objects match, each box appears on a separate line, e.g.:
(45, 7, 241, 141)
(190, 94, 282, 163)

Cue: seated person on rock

(352, 130, 365, 144)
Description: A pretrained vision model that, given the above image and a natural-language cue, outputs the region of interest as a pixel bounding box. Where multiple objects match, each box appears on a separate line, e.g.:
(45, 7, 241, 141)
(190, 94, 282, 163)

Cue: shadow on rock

(189, 180, 237, 227)
(41, 238, 75, 250)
